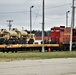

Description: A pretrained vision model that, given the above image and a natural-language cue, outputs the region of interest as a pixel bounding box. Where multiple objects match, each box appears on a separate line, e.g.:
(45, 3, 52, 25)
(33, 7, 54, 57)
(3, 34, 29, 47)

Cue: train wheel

(39, 49, 42, 52)
(61, 45, 67, 51)
(6, 51, 9, 53)
(11, 50, 14, 53)
(15, 50, 17, 53)
(2, 51, 5, 53)
(2, 49, 6, 53)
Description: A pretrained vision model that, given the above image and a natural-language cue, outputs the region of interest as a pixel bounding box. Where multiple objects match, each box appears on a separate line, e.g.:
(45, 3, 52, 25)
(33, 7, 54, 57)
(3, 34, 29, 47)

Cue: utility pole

(7, 20, 13, 31)
(70, 0, 75, 51)
(42, 0, 45, 52)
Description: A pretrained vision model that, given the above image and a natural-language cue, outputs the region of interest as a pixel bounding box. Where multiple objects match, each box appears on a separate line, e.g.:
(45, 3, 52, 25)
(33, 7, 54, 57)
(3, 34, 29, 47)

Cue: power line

(33, 3, 71, 11)
(0, 11, 29, 14)
(0, 3, 71, 14)
(45, 3, 71, 9)
(33, 10, 40, 26)
(33, 11, 68, 19)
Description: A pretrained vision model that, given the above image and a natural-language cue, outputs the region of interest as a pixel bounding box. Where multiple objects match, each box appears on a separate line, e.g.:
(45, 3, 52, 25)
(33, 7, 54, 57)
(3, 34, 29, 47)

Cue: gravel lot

(0, 58, 76, 75)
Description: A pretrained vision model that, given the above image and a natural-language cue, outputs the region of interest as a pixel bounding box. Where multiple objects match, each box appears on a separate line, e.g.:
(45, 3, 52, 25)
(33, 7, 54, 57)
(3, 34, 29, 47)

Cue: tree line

(25, 30, 50, 36)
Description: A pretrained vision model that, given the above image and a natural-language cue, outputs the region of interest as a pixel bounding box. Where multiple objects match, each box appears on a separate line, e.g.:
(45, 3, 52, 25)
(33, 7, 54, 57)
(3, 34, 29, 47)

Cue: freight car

(50, 26, 76, 50)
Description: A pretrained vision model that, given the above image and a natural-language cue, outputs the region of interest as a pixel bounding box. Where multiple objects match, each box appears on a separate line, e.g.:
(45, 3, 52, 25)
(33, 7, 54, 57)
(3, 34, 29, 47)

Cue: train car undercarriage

(0, 44, 60, 53)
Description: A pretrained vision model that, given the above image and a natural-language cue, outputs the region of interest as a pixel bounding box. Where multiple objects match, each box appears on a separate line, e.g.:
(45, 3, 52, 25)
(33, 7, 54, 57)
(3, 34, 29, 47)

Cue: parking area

(0, 58, 76, 75)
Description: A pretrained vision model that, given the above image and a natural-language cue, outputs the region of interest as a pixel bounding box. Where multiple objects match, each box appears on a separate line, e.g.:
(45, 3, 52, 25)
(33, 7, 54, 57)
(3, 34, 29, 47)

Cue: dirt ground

(0, 58, 76, 75)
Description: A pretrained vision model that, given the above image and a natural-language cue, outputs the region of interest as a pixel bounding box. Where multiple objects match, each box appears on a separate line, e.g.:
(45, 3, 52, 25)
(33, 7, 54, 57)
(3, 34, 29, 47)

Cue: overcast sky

(0, 0, 75, 30)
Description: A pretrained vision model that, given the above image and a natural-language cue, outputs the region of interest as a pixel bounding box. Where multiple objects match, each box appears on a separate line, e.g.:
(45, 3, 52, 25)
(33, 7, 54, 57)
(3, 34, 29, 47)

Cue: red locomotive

(50, 26, 76, 50)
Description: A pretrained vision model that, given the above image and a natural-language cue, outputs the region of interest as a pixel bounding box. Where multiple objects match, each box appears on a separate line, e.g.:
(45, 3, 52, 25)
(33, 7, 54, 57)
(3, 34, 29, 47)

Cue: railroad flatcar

(0, 28, 35, 52)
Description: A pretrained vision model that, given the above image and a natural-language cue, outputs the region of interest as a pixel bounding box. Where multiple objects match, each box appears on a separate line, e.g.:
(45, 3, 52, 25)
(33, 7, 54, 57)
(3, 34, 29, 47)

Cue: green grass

(0, 51, 76, 62)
